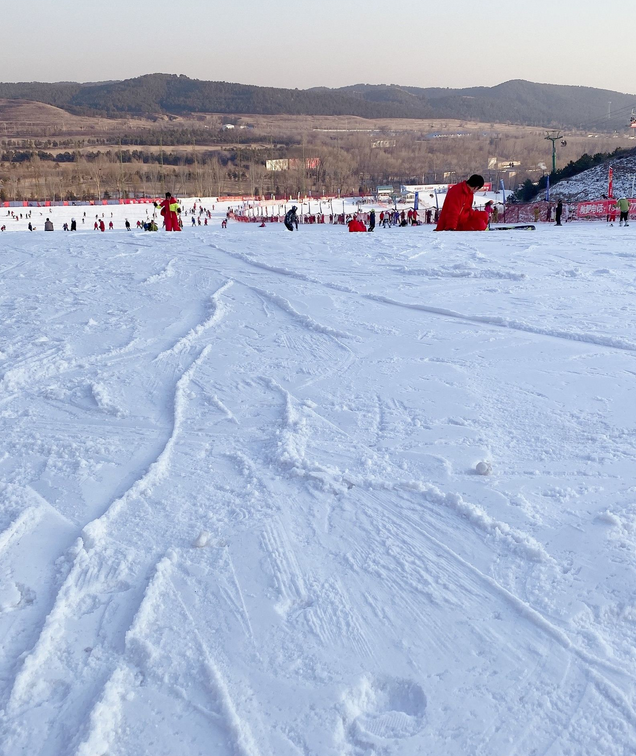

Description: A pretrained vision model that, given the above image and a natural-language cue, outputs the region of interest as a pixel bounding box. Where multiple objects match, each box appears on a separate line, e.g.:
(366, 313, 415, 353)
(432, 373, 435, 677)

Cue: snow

(2, 206, 636, 754)
(537, 153, 636, 202)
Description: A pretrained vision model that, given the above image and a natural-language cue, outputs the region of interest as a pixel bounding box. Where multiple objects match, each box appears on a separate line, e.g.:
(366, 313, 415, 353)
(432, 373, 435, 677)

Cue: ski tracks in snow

(211, 237, 636, 355)
(5, 226, 636, 753)
(0, 339, 230, 753)
(156, 279, 234, 359)
(74, 551, 266, 756)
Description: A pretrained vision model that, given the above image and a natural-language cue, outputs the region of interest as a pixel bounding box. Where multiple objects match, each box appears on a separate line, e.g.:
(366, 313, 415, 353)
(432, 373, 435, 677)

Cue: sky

(2, 0, 635, 94)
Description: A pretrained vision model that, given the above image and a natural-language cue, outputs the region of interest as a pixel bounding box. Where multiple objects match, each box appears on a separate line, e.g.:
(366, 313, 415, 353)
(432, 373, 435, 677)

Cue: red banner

(577, 199, 636, 218)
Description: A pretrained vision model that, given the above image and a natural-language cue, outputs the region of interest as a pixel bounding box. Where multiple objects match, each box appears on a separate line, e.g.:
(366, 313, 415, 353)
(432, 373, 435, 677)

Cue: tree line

(1, 126, 634, 203)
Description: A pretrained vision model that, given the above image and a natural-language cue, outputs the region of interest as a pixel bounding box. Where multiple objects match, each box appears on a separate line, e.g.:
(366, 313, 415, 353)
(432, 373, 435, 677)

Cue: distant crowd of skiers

(282, 205, 440, 232)
(3, 181, 629, 234)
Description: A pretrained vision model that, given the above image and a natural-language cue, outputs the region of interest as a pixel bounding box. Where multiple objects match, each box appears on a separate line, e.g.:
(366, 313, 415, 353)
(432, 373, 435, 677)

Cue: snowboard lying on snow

(490, 224, 536, 231)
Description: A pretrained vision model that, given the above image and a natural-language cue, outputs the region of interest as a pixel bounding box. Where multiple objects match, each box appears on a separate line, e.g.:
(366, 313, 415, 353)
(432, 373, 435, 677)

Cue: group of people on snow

(9, 179, 629, 235)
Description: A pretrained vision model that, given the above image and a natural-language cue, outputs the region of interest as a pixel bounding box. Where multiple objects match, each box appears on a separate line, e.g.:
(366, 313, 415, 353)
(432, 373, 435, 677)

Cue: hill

(536, 150, 636, 201)
(0, 74, 635, 130)
(333, 80, 636, 130)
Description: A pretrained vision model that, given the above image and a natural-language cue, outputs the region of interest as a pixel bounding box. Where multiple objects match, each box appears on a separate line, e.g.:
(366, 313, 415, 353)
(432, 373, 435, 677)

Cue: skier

(70, 218, 77, 231)
(369, 209, 376, 232)
(616, 197, 630, 226)
(435, 175, 488, 231)
(125, 219, 131, 231)
(284, 206, 299, 231)
(99, 219, 105, 232)
(44, 218, 54, 231)
(555, 200, 563, 226)
(154, 192, 182, 231)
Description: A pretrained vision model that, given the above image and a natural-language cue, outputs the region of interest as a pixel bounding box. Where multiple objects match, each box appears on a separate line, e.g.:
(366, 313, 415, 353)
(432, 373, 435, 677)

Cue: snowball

(193, 530, 211, 548)
(475, 461, 492, 476)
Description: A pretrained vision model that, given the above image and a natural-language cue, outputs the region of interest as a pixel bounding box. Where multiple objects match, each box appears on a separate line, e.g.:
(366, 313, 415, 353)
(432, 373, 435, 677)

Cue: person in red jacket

(155, 192, 182, 232)
(348, 214, 366, 232)
(436, 175, 488, 231)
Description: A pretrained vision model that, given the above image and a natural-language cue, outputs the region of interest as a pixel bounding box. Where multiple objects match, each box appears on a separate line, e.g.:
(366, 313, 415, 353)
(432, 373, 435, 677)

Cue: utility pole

(118, 139, 124, 199)
(159, 134, 164, 196)
(544, 130, 564, 174)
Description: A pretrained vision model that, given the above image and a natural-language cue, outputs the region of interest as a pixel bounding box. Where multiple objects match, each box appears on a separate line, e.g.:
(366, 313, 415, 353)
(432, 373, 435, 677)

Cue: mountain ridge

(0, 74, 634, 130)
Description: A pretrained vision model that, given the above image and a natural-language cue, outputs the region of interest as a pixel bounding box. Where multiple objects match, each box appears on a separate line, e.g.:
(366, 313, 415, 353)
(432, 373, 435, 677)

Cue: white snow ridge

(1, 205, 636, 755)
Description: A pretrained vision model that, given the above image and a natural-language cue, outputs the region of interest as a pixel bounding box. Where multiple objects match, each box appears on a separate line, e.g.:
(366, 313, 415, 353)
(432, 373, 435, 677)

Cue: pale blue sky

(3, 0, 635, 93)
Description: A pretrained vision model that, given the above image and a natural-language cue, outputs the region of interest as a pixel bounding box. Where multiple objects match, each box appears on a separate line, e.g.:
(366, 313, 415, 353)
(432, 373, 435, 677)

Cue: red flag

(608, 166, 614, 199)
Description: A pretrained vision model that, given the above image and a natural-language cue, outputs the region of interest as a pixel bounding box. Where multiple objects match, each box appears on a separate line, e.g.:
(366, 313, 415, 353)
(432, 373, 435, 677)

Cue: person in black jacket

(284, 206, 299, 231)
(555, 200, 563, 226)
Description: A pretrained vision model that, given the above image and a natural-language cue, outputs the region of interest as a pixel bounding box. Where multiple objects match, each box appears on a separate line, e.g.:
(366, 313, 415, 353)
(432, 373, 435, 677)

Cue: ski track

(84, 344, 212, 544)
(141, 256, 178, 285)
(265, 378, 552, 563)
(249, 284, 352, 339)
(0, 504, 44, 555)
(211, 238, 636, 355)
(394, 264, 527, 281)
(0, 346, 215, 754)
(73, 553, 261, 756)
(156, 279, 233, 359)
(364, 293, 636, 353)
(260, 375, 636, 728)
(372, 488, 636, 704)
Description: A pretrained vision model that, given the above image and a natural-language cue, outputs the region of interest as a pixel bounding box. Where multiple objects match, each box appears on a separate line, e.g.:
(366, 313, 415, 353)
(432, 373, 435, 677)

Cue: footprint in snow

(343, 675, 427, 747)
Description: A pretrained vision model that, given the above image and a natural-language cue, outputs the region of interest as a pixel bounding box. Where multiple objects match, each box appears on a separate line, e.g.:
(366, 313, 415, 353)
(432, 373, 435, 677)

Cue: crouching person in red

(348, 214, 367, 232)
(155, 192, 182, 231)
(435, 174, 488, 231)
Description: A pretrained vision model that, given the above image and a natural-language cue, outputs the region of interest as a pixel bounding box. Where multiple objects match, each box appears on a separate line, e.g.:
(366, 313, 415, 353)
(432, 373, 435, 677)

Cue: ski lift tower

(545, 130, 564, 174)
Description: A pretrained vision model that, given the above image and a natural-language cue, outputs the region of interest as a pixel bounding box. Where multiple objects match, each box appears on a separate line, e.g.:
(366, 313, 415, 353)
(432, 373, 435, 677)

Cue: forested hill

(333, 81, 636, 130)
(0, 74, 634, 130)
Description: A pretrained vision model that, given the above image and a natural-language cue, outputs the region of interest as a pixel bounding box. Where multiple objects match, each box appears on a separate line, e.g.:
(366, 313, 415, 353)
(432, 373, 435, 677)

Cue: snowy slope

(2, 216, 636, 755)
(537, 152, 636, 201)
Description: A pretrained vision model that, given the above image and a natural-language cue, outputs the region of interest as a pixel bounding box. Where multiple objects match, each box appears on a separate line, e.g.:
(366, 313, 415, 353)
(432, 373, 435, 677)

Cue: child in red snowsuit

(436, 175, 488, 231)
(155, 192, 181, 231)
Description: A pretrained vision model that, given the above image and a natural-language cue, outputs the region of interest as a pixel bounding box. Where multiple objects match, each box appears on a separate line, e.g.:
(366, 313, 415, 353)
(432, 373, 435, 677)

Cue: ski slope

(1, 210, 636, 755)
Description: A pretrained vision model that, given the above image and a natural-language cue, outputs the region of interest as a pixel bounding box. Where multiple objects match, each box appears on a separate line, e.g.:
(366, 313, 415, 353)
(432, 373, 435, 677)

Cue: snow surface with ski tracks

(2, 211, 636, 755)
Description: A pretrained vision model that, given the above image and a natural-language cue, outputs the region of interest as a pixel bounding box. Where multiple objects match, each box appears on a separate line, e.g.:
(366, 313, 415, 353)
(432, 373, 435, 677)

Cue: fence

(1, 198, 160, 208)
(502, 199, 636, 223)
